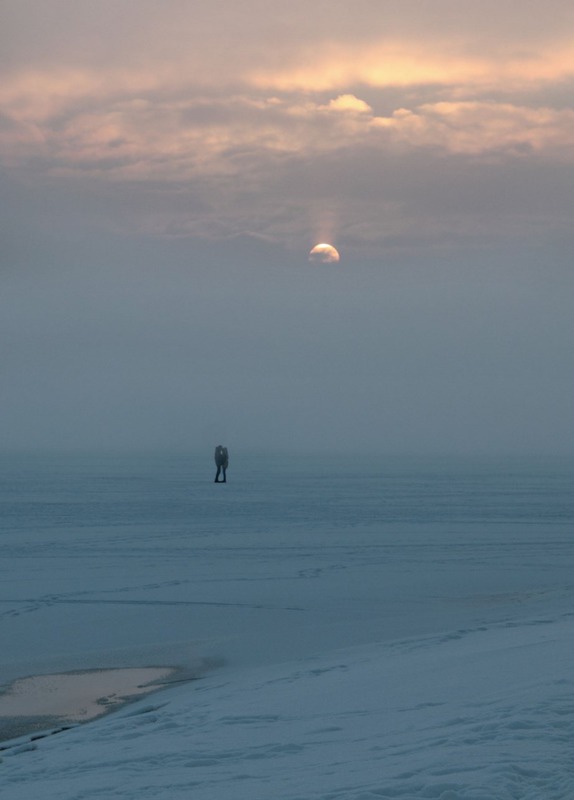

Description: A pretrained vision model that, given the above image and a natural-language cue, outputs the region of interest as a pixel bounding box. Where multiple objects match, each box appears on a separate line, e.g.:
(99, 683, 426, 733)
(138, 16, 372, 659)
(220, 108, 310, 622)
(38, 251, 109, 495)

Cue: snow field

(3, 616, 574, 800)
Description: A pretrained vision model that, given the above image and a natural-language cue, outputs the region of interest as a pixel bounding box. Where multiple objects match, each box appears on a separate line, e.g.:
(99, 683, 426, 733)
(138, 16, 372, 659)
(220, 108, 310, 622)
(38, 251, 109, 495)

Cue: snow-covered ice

(3, 621, 574, 799)
(1, 452, 574, 798)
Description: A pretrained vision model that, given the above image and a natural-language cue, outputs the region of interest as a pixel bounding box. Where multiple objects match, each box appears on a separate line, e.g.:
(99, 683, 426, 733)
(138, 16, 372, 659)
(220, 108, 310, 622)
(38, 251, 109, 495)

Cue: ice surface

(1, 453, 574, 798)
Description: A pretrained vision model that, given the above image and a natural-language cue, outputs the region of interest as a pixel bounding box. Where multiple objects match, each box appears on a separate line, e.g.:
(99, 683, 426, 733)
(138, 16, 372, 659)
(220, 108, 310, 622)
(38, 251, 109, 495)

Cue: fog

(3, 226, 573, 456)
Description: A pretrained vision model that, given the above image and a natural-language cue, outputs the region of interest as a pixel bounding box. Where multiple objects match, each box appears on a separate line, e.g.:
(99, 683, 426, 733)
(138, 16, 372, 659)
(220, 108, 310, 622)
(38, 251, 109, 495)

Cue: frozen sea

(1, 451, 574, 799)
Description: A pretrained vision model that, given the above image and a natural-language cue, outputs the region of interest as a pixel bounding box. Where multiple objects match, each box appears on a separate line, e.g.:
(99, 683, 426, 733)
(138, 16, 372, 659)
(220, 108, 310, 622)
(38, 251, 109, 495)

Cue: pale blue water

(1, 452, 574, 689)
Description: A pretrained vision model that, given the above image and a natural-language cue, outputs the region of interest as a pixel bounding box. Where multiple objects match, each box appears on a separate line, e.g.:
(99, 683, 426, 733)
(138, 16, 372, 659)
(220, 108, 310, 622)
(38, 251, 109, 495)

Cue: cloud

(371, 102, 574, 156)
(2, 1, 574, 255)
(3, 74, 574, 184)
(3, 0, 574, 68)
(249, 40, 574, 94)
(325, 95, 373, 114)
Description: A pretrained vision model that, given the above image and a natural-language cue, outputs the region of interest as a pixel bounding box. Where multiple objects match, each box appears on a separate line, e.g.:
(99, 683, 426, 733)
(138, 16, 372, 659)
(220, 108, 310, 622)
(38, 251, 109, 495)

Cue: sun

(308, 243, 340, 264)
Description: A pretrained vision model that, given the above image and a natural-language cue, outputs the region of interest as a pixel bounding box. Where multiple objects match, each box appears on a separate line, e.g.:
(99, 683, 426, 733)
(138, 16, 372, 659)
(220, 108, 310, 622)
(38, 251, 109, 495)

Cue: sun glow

(309, 243, 340, 264)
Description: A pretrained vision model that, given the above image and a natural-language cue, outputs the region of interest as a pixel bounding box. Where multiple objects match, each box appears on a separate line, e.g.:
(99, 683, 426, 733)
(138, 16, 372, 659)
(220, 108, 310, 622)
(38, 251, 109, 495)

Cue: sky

(2, 0, 574, 454)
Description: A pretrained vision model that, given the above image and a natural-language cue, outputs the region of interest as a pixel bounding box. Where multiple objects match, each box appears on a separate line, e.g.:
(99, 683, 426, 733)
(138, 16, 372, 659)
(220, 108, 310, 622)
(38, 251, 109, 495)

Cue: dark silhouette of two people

(214, 445, 229, 483)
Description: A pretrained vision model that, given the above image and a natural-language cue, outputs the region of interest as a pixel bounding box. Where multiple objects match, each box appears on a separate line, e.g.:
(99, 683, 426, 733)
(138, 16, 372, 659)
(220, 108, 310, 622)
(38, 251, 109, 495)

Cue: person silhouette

(214, 445, 229, 483)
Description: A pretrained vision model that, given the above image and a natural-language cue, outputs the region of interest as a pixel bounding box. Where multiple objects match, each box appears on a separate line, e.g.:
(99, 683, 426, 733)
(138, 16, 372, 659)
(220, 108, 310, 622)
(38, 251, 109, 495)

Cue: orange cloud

(248, 39, 574, 93)
(324, 95, 373, 114)
(3, 30, 573, 174)
(3, 70, 574, 188)
(371, 102, 574, 156)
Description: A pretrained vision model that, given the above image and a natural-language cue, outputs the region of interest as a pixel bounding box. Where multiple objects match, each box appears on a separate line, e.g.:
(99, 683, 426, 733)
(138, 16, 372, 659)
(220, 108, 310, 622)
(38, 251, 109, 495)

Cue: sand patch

(0, 667, 174, 723)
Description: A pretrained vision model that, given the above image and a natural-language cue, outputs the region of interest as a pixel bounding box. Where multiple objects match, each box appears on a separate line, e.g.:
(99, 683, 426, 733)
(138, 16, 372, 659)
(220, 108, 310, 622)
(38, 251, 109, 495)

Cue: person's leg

(215, 466, 221, 482)
(222, 466, 226, 483)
